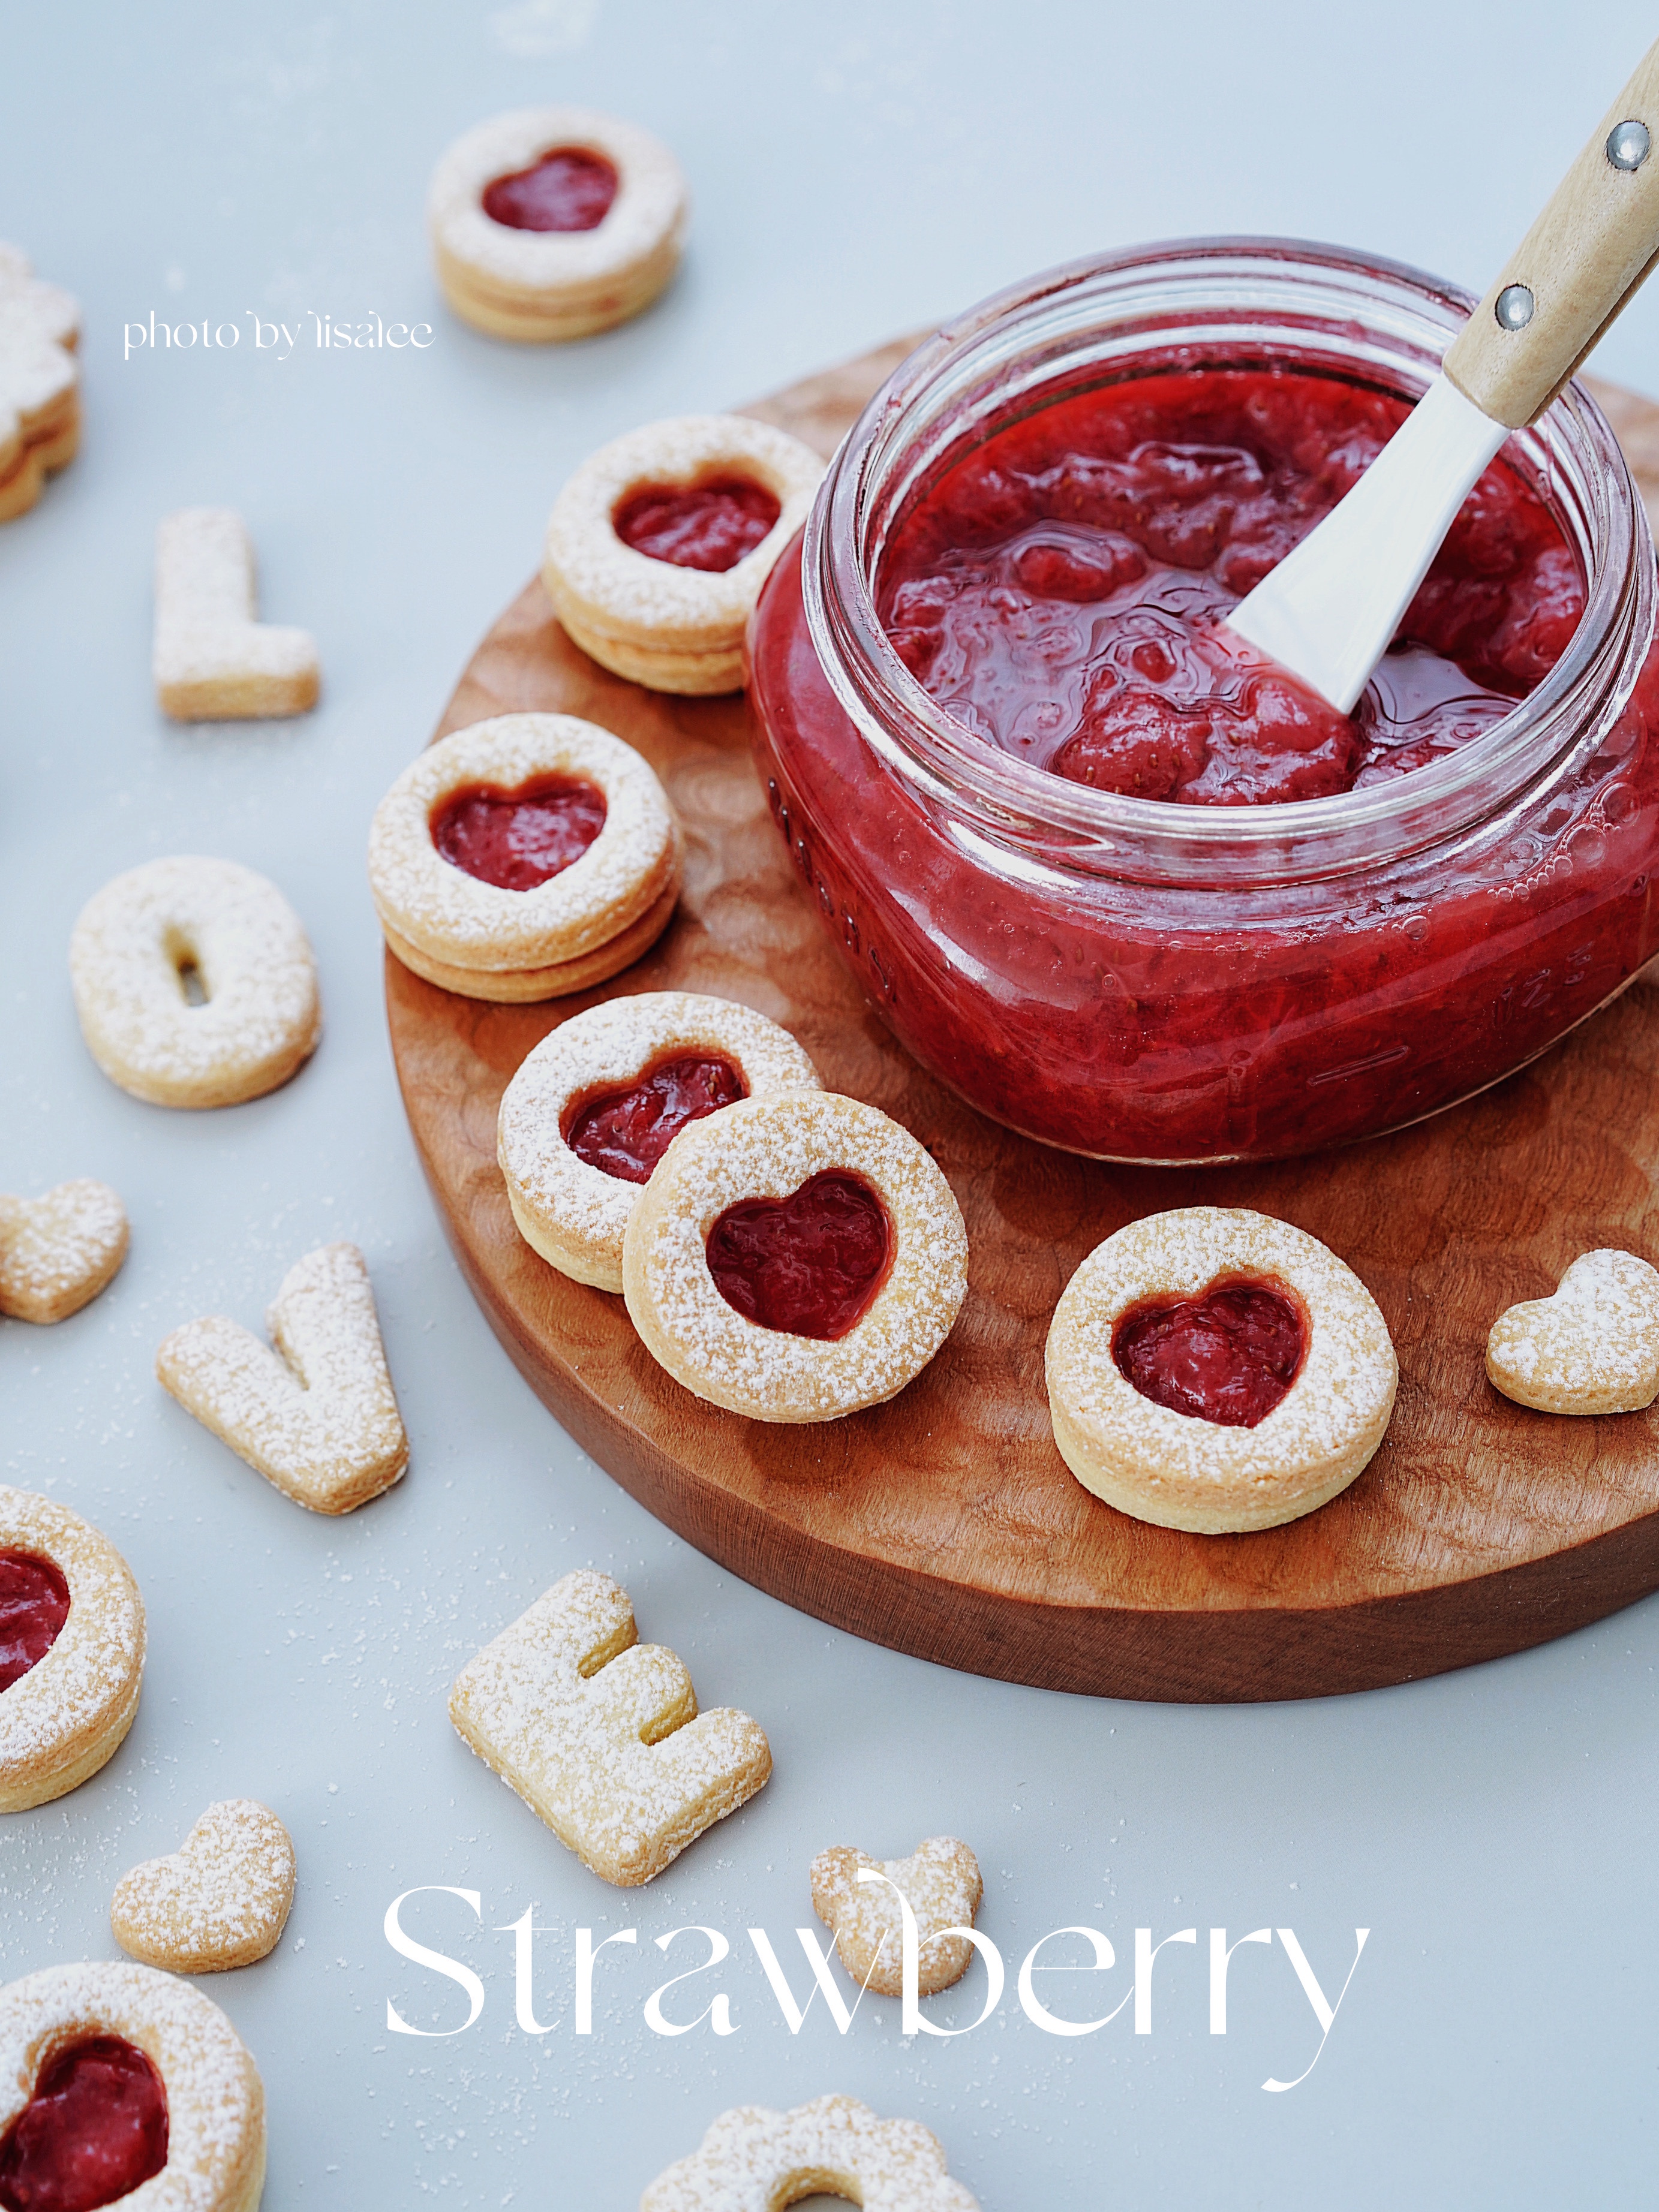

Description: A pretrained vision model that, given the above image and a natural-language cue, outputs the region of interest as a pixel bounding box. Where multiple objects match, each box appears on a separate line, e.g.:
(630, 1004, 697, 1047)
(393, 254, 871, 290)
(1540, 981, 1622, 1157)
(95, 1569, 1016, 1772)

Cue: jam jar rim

(801, 235, 1657, 889)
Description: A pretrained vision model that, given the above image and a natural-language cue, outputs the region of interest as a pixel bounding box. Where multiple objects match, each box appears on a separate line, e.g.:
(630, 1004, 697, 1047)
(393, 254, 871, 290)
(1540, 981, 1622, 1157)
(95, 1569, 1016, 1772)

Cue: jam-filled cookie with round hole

(1045, 1206, 1397, 1534)
(69, 857, 320, 1109)
(428, 107, 687, 342)
(542, 414, 824, 694)
(0, 1960, 265, 2211)
(497, 991, 822, 1292)
(0, 1486, 145, 1813)
(621, 1093, 967, 1423)
(367, 712, 680, 1002)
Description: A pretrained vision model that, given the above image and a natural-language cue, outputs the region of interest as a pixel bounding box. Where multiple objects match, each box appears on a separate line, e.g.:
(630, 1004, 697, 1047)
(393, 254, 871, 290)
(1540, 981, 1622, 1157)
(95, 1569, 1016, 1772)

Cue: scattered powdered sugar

(0, 1960, 264, 2209)
(155, 1242, 408, 1515)
(68, 856, 320, 1108)
(0, 1486, 145, 1785)
(112, 1799, 296, 1973)
(1486, 1248, 1659, 1413)
(810, 1837, 984, 1999)
(624, 1093, 968, 1422)
(0, 1179, 128, 1324)
(366, 713, 677, 971)
(152, 508, 320, 702)
(448, 1568, 770, 1887)
(640, 2093, 980, 2212)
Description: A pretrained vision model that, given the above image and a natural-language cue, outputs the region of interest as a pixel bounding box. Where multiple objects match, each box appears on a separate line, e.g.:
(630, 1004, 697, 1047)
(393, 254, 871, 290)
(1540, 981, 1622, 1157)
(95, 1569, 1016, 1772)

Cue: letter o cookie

(0, 1961, 264, 2212)
(368, 713, 680, 1001)
(70, 856, 320, 1109)
(0, 1486, 145, 1813)
(641, 2095, 979, 2212)
(498, 992, 821, 1292)
(429, 107, 687, 342)
(1045, 1206, 1397, 1534)
(543, 414, 825, 694)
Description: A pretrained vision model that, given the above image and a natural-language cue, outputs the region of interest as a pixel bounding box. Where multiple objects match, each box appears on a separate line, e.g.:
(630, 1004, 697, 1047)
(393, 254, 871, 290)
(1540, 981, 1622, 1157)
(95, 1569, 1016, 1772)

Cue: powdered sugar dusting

(0, 242, 79, 501)
(152, 508, 320, 716)
(0, 1487, 145, 1798)
(810, 1837, 984, 1999)
(1487, 1248, 1659, 1414)
(641, 2093, 980, 2211)
(449, 1569, 770, 1887)
(0, 1179, 128, 1323)
(113, 1800, 296, 1974)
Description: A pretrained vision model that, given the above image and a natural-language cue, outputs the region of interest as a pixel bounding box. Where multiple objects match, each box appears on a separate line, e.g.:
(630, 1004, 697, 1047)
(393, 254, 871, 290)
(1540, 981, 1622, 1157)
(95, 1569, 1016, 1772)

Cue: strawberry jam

(0, 1551, 70, 1693)
(0, 2038, 169, 2212)
(431, 777, 606, 892)
(614, 480, 781, 573)
(1112, 1279, 1306, 1427)
(566, 1055, 747, 1182)
(707, 1171, 892, 1340)
(482, 148, 618, 233)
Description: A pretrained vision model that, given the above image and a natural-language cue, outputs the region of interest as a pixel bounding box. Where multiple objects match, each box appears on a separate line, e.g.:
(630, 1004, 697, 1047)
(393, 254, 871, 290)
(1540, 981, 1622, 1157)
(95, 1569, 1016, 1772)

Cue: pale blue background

(2, 4, 1658, 2205)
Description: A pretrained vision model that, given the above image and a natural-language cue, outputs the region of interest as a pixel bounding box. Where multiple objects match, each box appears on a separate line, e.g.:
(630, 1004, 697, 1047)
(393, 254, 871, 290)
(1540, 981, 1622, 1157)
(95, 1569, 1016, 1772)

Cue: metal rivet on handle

(1495, 284, 1535, 332)
(1607, 119, 1652, 171)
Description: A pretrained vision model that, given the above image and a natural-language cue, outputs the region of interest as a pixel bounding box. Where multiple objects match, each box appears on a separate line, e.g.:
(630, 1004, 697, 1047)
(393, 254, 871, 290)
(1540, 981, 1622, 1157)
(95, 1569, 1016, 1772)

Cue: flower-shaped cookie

(112, 1799, 296, 1973)
(641, 2094, 979, 2211)
(0, 243, 79, 522)
(0, 1179, 127, 1323)
(1486, 1249, 1659, 1415)
(809, 1837, 983, 1998)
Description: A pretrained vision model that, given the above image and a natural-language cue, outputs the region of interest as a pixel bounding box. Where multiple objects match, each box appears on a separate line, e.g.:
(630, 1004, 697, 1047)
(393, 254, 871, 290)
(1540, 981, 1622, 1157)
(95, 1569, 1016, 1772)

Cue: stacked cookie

(0, 243, 79, 522)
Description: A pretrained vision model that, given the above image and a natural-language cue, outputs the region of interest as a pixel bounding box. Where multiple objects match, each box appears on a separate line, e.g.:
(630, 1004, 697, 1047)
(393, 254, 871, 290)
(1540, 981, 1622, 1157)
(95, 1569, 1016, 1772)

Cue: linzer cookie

(0, 1486, 145, 1813)
(497, 991, 821, 1292)
(641, 2096, 980, 2212)
(1045, 1206, 1397, 1534)
(543, 415, 824, 693)
(449, 1568, 770, 1886)
(112, 1800, 296, 1975)
(0, 243, 79, 522)
(1486, 1249, 1659, 1415)
(155, 1242, 408, 1515)
(153, 507, 320, 721)
(622, 1092, 968, 1423)
(70, 855, 321, 1109)
(809, 1836, 984, 2000)
(0, 1179, 128, 1324)
(0, 1961, 265, 2212)
(429, 107, 687, 342)
(368, 713, 680, 1001)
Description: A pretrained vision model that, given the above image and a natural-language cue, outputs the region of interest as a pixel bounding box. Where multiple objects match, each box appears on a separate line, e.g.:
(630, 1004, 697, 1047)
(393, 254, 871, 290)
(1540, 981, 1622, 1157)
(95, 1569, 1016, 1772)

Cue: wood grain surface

(385, 342, 1659, 1702)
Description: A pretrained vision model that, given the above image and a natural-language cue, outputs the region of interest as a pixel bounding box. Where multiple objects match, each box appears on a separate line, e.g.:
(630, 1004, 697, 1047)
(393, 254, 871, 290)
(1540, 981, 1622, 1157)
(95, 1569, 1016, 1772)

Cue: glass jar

(746, 238, 1659, 1163)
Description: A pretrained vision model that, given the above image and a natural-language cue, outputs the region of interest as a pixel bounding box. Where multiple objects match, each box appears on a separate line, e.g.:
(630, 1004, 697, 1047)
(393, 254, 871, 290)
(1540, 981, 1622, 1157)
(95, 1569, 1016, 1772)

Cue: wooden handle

(1444, 37, 1659, 428)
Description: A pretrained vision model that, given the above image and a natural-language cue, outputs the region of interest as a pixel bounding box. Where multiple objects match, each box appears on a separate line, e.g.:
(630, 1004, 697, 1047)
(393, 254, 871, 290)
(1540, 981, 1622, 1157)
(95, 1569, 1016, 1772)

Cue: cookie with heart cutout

(640, 2094, 979, 2212)
(0, 1960, 265, 2212)
(0, 1486, 145, 1814)
(0, 1179, 128, 1324)
(809, 1836, 984, 1999)
(1486, 1248, 1659, 1415)
(112, 1800, 296, 1975)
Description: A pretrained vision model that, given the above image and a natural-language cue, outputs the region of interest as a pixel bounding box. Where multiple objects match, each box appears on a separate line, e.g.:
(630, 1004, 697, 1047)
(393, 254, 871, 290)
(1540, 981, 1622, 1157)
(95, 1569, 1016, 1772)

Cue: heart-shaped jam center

(1111, 1277, 1306, 1428)
(431, 776, 607, 892)
(566, 1055, 747, 1184)
(0, 2038, 168, 2212)
(0, 1550, 70, 1693)
(707, 1170, 892, 1341)
(481, 147, 618, 232)
(612, 478, 782, 574)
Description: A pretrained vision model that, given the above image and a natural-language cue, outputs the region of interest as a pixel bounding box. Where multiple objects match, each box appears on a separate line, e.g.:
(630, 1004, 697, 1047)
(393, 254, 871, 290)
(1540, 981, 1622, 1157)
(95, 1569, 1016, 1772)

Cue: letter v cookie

(154, 506, 321, 720)
(449, 1569, 770, 1886)
(155, 1242, 407, 1513)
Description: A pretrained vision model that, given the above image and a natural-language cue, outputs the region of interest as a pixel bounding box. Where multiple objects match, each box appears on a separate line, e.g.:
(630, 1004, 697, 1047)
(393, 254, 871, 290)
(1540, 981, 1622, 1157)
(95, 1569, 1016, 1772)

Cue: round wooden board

(387, 346, 1659, 1702)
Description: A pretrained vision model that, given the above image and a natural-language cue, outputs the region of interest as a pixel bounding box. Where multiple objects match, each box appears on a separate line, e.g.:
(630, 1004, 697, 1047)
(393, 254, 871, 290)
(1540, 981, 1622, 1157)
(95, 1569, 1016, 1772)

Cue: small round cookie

(1486, 1249, 1659, 1415)
(622, 1092, 967, 1423)
(0, 1486, 145, 1813)
(0, 1961, 264, 2212)
(428, 107, 687, 342)
(368, 713, 680, 1000)
(498, 992, 822, 1292)
(642, 2096, 979, 2212)
(70, 856, 321, 1109)
(1045, 1206, 1396, 1534)
(113, 1800, 296, 1974)
(0, 1179, 128, 1323)
(543, 414, 825, 694)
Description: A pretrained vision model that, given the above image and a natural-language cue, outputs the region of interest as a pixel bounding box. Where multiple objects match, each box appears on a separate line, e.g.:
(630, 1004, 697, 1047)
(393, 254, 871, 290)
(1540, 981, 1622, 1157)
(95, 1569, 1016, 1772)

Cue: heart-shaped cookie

(809, 1835, 983, 1998)
(1486, 1248, 1659, 1415)
(111, 1799, 295, 1973)
(0, 1179, 127, 1325)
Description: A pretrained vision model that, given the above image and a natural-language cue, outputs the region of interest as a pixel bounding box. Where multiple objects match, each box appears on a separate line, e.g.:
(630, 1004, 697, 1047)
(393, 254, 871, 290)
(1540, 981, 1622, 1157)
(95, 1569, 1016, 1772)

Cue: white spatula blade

(1225, 374, 1508, 715)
